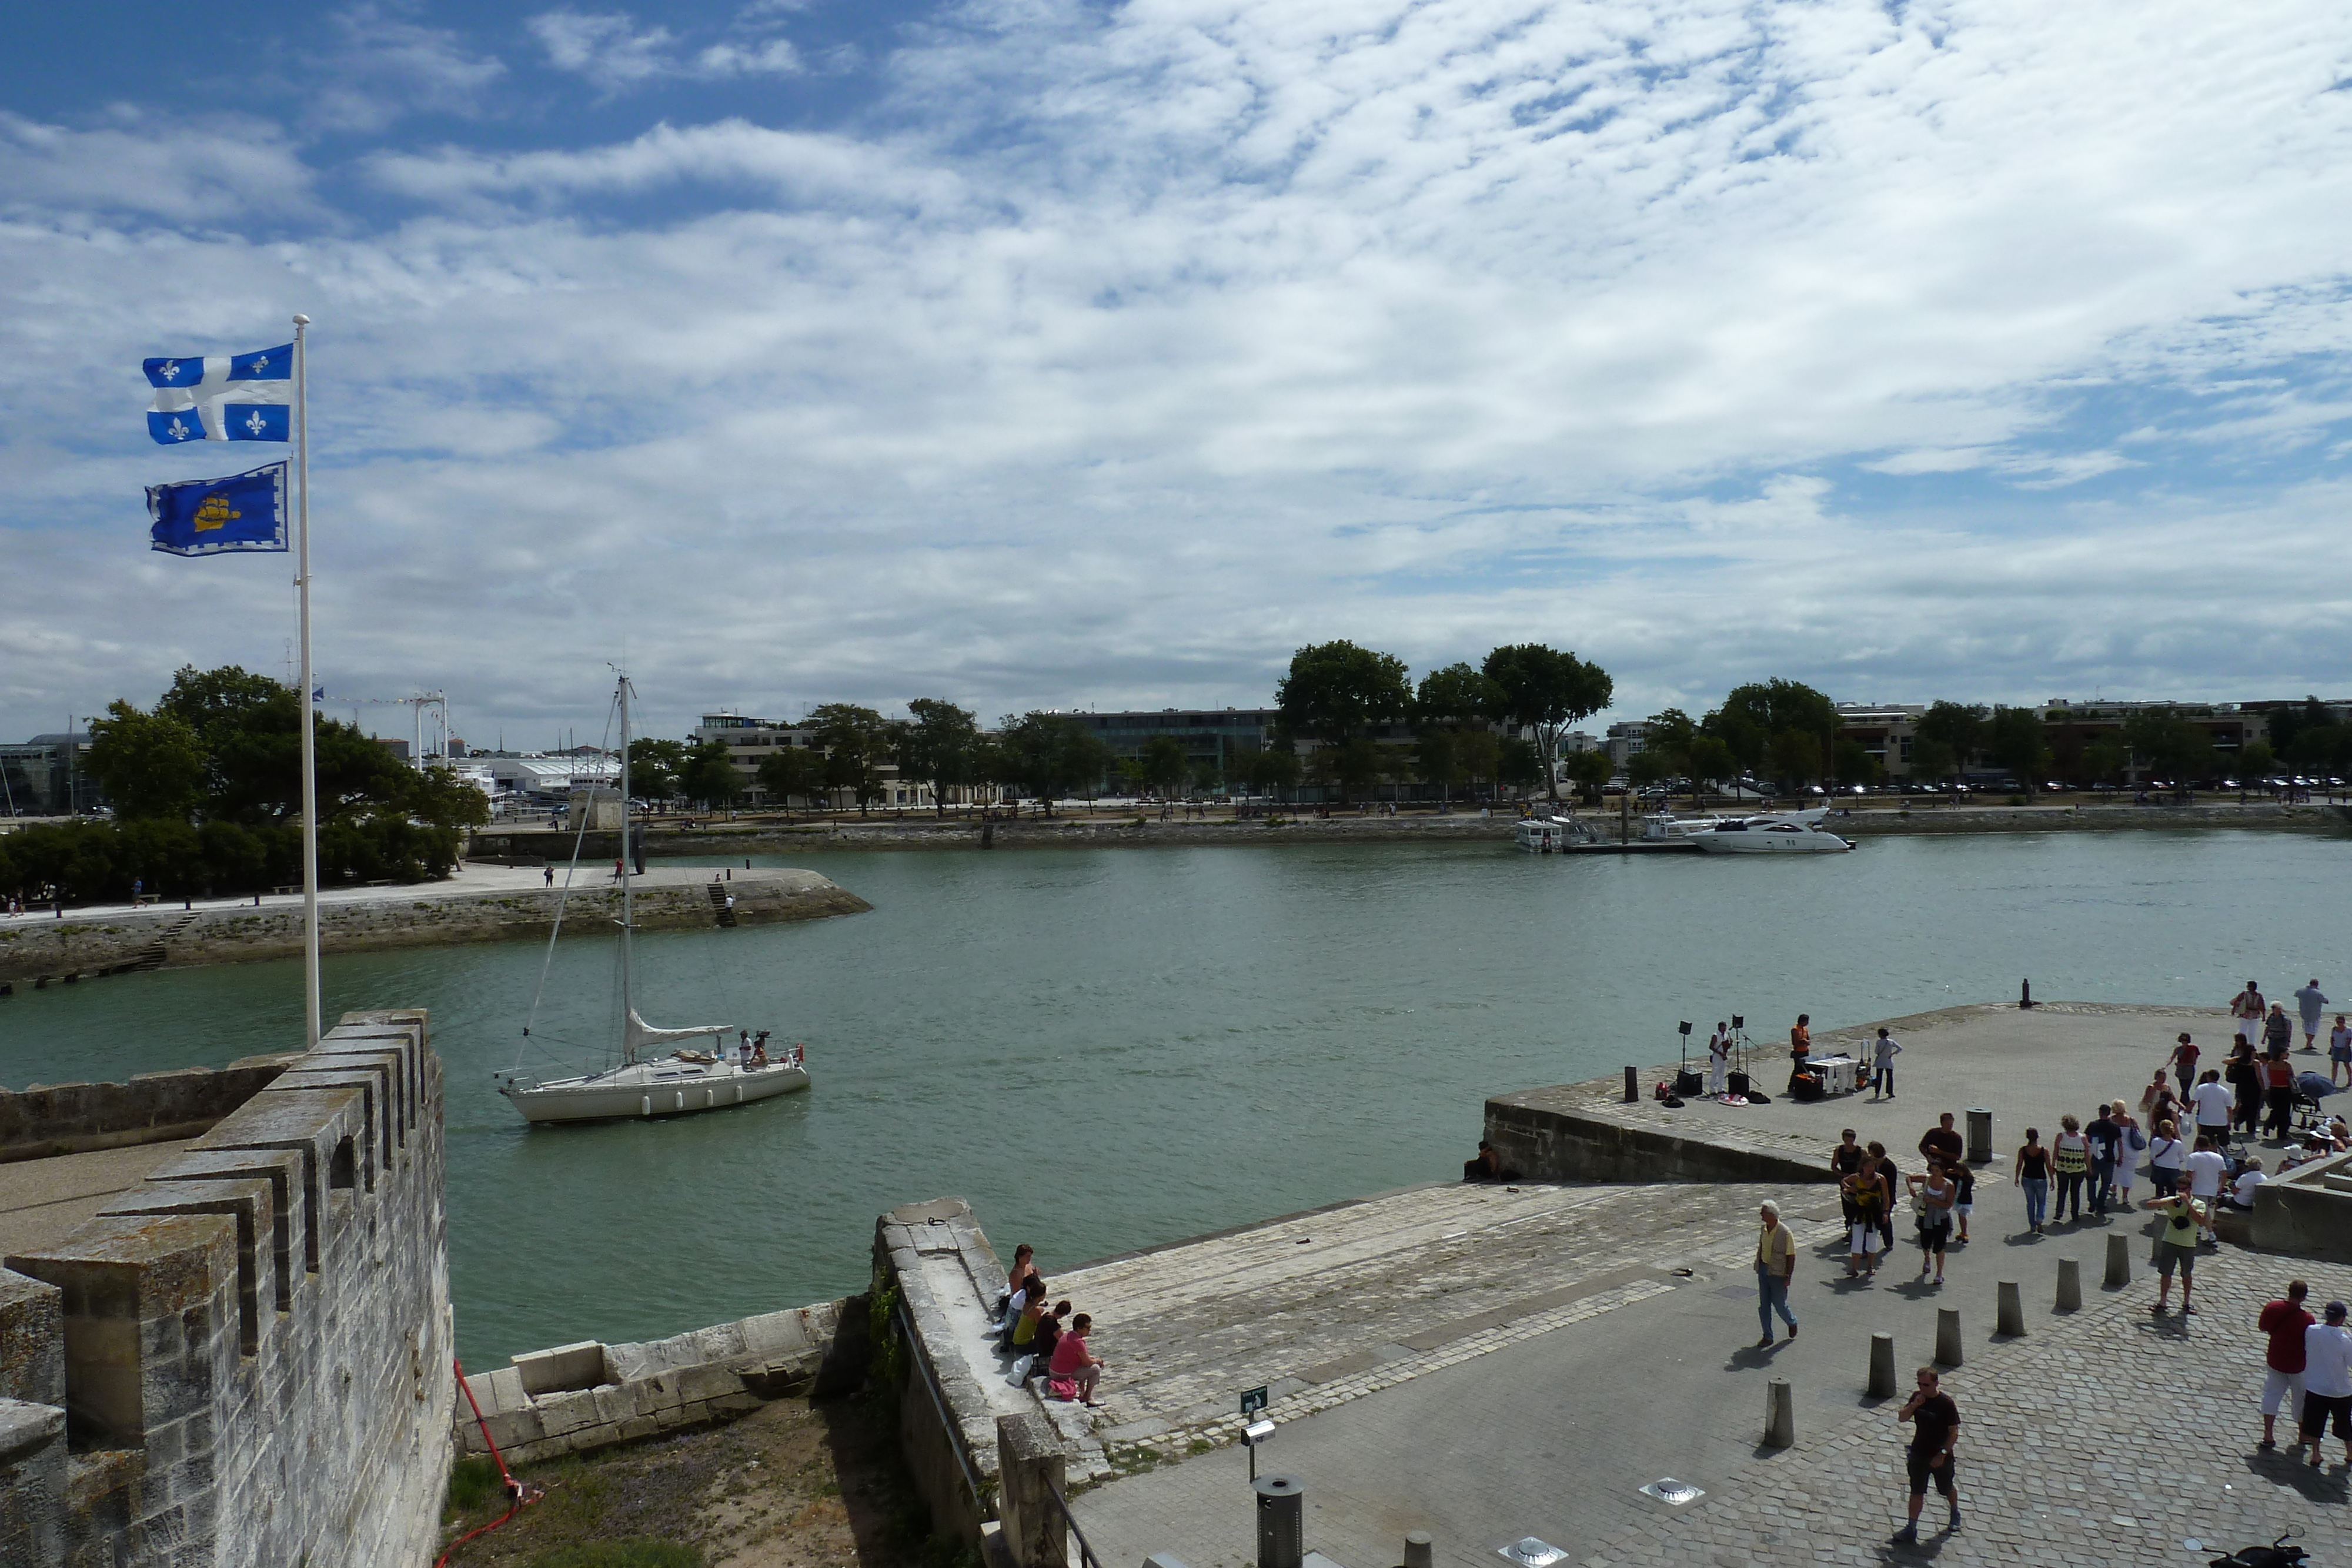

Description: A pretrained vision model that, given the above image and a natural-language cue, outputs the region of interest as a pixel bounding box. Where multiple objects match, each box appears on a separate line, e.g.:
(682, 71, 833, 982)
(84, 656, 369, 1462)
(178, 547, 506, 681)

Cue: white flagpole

(293, 313, 320, 1048)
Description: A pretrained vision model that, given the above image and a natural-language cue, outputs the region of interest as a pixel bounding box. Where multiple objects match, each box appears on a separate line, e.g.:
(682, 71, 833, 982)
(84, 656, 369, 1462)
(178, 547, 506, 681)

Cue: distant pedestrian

(1844, 1166, 1887, 1276)
(2264, 1003, 2294, 1058)
(1708, 1024, 1730, 1096)
(2140, 1069, 2176, 1122)
(2051, 1115, 2089, 1223)
(2231, 981, 2266, 1046)
(2185, 1136, 2229, 1243)
(1755, 1201, 1799, 1345)
(1790, 1014, 1812, 1066)
(1871, 1028, 1901, 1099)
(2146, 1119, 2187, 1202)
(2258, 1281, 2314, 1449)
(2168, 1033, 2201, 1099)
(1870, 1141, 1900, 1251)
(2013, 1128, 2052, 1234)
(2230, 1159, 2266, 1210)
(2263, 1053, 2298, 1139)
(2301, 1302, 2352, 1469)
(1918, 1113, 1963, 1168)
(2296, 981, 2330, 1050)
(2151, 1178, 2206, 1314)
(2331, 1015, 2352, 1088)
(2189, 1069, 2234, 1144)
(2084, 1105, 2120, 1216)
(543, 865, 554, 887)
(1951, 1157, 1975, 1242)
(1909, 1162, 1954, 1284)
(1890, 1367, 1961, 1543)
(2109, 1100, 2144, 1211)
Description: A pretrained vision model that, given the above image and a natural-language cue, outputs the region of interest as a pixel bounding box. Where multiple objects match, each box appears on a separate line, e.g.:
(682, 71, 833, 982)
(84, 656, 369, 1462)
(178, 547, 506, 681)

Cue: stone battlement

(0, 1011, 450, 1568)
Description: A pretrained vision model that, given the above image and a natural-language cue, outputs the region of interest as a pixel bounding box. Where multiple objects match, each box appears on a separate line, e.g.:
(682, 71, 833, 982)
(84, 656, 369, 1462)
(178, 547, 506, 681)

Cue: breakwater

(0, 868, 870, 985)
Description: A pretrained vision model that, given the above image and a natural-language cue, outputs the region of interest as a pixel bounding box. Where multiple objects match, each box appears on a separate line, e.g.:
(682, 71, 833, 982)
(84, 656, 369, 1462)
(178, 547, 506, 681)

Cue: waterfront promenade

(1060, 1002, 2351, 1567)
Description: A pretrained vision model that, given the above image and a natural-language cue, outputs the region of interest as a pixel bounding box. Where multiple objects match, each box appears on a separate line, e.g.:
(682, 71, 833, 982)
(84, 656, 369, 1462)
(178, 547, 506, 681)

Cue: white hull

(503, 1056, 810, 1124)
(1689, 823, 1852, 853)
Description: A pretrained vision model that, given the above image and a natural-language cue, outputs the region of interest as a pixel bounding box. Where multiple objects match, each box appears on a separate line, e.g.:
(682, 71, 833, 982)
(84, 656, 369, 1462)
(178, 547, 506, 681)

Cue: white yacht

(497, 673, 812, 1125)
(1515, 814, 1597, 852)
(1641, 810, 1730, 841)
(1688, 810, 1854, 854)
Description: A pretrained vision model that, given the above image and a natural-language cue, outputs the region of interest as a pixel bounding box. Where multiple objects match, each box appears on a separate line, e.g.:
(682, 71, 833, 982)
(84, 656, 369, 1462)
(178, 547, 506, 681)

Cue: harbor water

(3, 829, 2346, 1366)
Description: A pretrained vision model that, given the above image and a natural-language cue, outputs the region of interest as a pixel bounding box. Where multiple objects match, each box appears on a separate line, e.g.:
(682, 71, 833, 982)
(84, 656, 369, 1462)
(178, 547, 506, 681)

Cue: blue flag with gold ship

(147, 462, 288, 556)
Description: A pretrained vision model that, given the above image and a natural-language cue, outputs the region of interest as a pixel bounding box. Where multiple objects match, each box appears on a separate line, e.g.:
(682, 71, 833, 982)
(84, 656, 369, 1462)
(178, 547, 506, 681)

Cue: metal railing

(896, 1297, 990, 1518)
(1044, 1476, 1106, 1568)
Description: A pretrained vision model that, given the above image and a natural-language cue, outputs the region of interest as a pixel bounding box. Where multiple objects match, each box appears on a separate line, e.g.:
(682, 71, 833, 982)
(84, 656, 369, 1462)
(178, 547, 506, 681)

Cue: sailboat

(497, 672, 811, 1125)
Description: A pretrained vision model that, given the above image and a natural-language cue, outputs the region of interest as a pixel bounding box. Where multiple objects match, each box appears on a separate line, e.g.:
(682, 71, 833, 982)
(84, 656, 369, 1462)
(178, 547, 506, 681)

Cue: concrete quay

(0, 863, 868, 985)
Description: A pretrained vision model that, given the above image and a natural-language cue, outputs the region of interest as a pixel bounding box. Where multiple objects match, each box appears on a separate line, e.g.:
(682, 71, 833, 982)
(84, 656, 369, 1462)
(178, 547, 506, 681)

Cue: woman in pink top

(1048, 1312, 1106, 1406)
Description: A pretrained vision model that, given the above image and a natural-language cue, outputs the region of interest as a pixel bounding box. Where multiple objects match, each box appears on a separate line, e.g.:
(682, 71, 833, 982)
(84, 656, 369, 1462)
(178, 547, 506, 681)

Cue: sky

(3, 1, 2350, 747)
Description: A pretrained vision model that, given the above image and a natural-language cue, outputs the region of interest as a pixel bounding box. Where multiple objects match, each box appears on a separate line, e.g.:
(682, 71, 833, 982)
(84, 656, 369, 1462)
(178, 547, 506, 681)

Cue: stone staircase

(127, 912, 202, 971)
(705, 882, 737, 927)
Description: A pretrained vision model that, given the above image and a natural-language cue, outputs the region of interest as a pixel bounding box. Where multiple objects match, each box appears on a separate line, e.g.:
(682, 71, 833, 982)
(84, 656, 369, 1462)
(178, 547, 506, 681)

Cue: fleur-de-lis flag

(145, 343, 291, 443)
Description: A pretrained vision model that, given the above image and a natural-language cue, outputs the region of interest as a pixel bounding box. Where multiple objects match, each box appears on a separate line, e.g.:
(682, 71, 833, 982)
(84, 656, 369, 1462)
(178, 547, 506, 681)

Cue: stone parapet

(0, 1058, 304, 1164)
(0, 1010, 450, 1568)
(2249, 1149, 2352, 1262)
(452, 1298, 850, 1467)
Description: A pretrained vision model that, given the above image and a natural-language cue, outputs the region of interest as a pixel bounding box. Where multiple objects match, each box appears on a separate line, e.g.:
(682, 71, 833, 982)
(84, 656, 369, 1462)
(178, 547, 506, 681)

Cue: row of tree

(0, 665, 490, 902)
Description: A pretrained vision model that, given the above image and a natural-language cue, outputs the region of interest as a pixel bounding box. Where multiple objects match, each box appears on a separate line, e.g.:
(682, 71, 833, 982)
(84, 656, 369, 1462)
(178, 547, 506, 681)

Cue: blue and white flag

(147, 462, 288, 556)
(145, 344, 291, 443)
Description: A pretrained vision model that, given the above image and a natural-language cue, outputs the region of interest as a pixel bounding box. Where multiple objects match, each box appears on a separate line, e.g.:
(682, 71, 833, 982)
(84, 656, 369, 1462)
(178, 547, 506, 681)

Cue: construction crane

(323, 690, 452, 768)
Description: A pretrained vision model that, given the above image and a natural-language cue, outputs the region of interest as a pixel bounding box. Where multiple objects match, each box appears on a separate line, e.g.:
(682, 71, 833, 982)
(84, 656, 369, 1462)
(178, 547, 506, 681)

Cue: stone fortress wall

(0, 1009, 450, 1567)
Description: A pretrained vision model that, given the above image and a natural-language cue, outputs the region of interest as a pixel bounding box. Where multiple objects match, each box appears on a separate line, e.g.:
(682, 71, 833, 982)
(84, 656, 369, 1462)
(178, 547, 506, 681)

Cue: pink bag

(1048, 1375, 1079, 1401)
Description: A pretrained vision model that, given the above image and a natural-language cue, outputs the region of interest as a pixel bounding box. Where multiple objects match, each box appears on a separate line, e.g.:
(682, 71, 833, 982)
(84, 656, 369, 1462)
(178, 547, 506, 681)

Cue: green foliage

(1684, 735, 1736, 791)
(898, 698, 982, 814)
(1832, 737, 1880, 788)
(523, 1542, 702, 1568)
(0, 814, 447, 901)
(2080, 735, 2127, 784)
(446, 1456, 502, 1514)
(1414, 663, 1504, 728)
(1914, 701, 1988, 773)
(1235, 742, 1301, 799)
(1985, 706, 2050, 789)
(1414, 730, 1462, 800)
(2266, 696, 2336, 760)
(2238, 740, 2277, 777)
(1766, 728, 1820, 787)
(2122, 708, 2217, 787)
(1138, 735, 1190, 795)
(755, 745, 827, 812)
(1625, 748, 1673, 788)
(1907, 735, 1956, 784)
(1481, 644, 1612, 798)
(811, 704, 899, 815)
(993, 712, 1112, 815)
(1498, 737, 1543, 790)
(678, 739, 743, 810)
(1278, 641, 1411, 744)
(626, 738, 689, 802)
(85, 699, 207, 821)
(1454, 728, 1501, 788)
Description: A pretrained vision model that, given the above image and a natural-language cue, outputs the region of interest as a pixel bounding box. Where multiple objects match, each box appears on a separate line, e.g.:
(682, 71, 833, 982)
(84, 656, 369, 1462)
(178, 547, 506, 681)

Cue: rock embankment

(0, 870, 869, 985)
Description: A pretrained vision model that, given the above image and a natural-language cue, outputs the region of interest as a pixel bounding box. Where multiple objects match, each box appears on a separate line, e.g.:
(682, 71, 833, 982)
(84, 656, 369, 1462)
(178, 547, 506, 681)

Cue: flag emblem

(145, 343, 292, 443)
(147, 462, 289, 556)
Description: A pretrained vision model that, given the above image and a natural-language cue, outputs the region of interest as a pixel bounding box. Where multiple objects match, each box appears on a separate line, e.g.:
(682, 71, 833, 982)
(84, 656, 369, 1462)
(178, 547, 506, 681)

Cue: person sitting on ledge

(1048, 1312, 1107, 1406)
(1464, 1140, 1521, 1183)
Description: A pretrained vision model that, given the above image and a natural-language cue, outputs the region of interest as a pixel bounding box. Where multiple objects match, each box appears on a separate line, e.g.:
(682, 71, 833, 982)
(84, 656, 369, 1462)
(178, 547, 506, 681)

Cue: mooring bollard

(1996, 1281, 2025, 1337)
(1935, 1308, 1963, 1367)
(1764, 1378, 1795, 1448)
(1624, 1064, 1638, 1102)
(1868, 1332, 1896, 1398)
(1404, 1530, 1434, 1568)
(2056, 1258, 2083, 1313)
(2104, 1232, 2131, 1289)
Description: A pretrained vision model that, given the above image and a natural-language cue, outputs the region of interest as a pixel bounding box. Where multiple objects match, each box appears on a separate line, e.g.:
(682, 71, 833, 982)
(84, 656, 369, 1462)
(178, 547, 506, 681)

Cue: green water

(3, 831, 2346, 1366)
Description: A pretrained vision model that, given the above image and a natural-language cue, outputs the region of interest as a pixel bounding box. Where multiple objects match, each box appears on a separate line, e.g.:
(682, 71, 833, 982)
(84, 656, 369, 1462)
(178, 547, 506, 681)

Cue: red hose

(436, 1357, 540, 1566)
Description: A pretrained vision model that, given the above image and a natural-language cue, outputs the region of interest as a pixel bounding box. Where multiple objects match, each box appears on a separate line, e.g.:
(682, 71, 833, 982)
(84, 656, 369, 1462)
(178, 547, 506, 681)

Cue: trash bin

(1255, 1476, 1304, 1568)
(1966, 1108, 1993, 1164)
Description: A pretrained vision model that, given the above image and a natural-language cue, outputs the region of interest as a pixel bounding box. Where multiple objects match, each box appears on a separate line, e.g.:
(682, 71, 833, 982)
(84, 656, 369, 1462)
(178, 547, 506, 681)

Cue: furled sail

(624, 1008, 733, 1061)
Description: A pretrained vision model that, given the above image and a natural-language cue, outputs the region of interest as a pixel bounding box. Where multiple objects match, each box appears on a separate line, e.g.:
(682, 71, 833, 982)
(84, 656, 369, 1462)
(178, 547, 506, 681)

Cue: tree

(2237, 740, 2277, 780)
(1237, 743, 1300, 801)
(677, 740, 743, 810)
(1414, 663, 1504, 728)
(1907, 736, 1955, 787)
(2122, 710, 2216, 793)
(810, 704, 896, 815)
(2081, 735, 2127, 785)
(1414, 730, 1462, 806)
(85, 699, 207, 821)
(1138, 735, 1190, 798)
(393, 763, 492, 830)
(1455, 728, 1501, 800)
(1986, 706, 2050, 792)
(995, 712, 1112, 815)
(1626, 748, 1674, 789)
(1832, 738, 1881, 791)
(626, 738, 689, 804)
(898, 698, 981, 816)
(1560, 748, 1612, 805)
(1277, 643, 1410, 803)
(1767, 728, 1820, 788)
(1914, 701, 1988, 783)
(756, 746, 828, 815)
(1481, 645, 1613, 802)
(1685, 735, 1736, 802)
(1190, 758, 1224, 797)
(1498, 738, 1544, 794)
(2266, 697, 2334, 759)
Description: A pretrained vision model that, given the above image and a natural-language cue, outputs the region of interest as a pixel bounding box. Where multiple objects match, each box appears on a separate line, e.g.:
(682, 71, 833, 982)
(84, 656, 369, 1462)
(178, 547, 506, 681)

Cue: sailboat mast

(619, 673, 636, 1064)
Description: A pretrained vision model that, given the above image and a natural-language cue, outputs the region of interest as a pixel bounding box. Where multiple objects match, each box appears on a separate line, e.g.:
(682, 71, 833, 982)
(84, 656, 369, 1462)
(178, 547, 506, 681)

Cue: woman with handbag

(2145, 1118, 2188, 1205)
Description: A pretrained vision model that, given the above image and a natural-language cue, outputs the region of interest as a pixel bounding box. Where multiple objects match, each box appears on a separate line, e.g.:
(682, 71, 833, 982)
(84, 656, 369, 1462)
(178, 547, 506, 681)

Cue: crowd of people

(992, 1243, 1109, 1407)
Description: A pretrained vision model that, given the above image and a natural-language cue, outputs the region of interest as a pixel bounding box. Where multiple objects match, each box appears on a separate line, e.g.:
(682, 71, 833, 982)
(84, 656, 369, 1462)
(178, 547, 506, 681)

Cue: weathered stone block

(737, 1309, 814, 1360)
(513, 1340, 606, 1398)
(483, 1406, 543, 1453)
(673, 1363, 745, 1406)
(689, 1320, 749, 1364)
(0, 1270, 64, 1405)
(533, 1389, 600, 1439)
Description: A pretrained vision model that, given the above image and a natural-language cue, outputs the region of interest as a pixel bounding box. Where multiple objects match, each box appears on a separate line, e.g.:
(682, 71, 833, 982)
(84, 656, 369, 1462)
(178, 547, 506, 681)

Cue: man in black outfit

(1870, 1141, 1900, 1252)
(1831, 1129, 1866, 1228)
(1892, 1366, 1960, 1543)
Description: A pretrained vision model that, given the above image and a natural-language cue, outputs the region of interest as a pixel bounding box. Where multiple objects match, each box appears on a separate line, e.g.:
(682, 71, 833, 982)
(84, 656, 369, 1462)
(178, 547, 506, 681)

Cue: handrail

(1044, 1476, 1106, 1568)
(897, 1297, 990, 1516)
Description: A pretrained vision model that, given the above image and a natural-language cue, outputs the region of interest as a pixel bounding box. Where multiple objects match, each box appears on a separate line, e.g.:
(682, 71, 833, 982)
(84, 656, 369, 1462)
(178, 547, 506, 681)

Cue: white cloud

(528, 9, 803, 91)
(5, 0, 2352, 743)
(308, 6, 509, 133)
(0, 112, 313, 222)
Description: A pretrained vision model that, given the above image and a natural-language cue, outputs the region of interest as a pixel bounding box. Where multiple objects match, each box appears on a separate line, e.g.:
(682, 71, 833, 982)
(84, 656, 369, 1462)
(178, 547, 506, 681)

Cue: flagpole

(293, 313, 320, 1049)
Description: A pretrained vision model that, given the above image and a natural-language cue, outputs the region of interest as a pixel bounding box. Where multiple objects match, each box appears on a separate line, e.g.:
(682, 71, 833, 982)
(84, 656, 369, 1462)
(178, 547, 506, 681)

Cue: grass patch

(448, 1456, 503, 1514)
(524, 1545, 701, 1568)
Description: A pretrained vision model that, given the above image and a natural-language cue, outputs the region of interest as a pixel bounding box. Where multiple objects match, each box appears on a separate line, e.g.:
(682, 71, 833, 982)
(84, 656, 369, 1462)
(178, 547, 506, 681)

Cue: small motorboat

(1688, 810, 1854, 854)
(1515, 815, 1598, 852)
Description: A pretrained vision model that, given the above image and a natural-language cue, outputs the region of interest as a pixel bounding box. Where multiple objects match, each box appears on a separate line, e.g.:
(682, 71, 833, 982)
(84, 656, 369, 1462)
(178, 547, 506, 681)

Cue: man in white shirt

(2189, 1071, 2235, 1143)
(1707, 1024, 1731, 1097)
(2229, 1161, 2266, 1209)
(2299, 1301, 2352, 1469)
(2184, 1137, 2229, 1243)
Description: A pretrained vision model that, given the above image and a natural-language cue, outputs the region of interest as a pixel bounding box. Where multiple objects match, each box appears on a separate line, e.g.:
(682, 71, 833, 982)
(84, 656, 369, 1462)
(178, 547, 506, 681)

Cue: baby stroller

(2292, 1072, 2338, 1136)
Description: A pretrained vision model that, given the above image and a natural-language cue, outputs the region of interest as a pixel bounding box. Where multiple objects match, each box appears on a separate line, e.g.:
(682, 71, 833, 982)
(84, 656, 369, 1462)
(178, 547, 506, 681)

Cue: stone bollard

(1868, 1332, 1896, 1398)
(2056, 1258, 2083, 1313)
(1763, 1378, 1795, 1448)
(1935, 1308, 1963, 1368)
(1404, 1531, 1434, 1568)
(994, 1413, 1067, 1568)
(2104, 1233, 2131, 1289)
(1996, 1281, 2025, 1336)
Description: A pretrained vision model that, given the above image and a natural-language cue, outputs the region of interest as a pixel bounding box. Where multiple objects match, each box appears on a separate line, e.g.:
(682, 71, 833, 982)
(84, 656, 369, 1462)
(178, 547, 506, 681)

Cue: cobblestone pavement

(1060, 1179, 1812, 1449)
(1513, 1001, 2271, 1179)
(1581, 1237, 2352, 1567)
